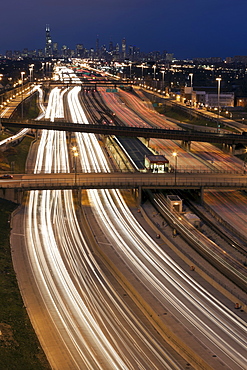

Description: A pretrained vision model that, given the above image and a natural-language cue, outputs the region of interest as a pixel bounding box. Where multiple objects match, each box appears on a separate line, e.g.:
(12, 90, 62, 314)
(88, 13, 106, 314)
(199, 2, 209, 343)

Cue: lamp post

(72, 146, 78, 185)
(172, 152, 178, 185)
(74, 151, 78, 185)
(153, 64, 156, 80)
(129, 62, 132, 80)
(189, 73, 193, 106)
(141, 63, 144, 83)
(216, 77, 222, 132)
(29, 64, 34, 83)
(21, 72, 25, 119)
(161, 70, 165, 92)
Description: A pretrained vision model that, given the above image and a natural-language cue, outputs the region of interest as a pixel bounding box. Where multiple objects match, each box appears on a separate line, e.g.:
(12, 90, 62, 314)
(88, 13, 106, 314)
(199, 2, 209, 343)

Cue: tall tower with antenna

(45, 24, 53, 57)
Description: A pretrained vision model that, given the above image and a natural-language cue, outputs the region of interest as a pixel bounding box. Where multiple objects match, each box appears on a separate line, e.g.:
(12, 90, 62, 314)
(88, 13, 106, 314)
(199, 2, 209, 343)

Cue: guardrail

(1, 173, 247, 190)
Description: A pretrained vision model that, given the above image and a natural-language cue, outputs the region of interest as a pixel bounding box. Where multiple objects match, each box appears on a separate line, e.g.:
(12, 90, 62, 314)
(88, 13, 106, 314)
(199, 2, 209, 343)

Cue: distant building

(53, 42, 59, 58)
(5, 50, 12, 59)
(182, 86, 234, 108)
(236, 97, 247, 107)
(45, 24, 53, 57)
(121, 38, 126, 60)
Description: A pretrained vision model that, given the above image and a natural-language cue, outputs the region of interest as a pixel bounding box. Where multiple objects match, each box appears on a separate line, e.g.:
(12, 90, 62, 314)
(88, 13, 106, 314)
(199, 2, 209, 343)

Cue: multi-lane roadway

(9, 66, 247, 370)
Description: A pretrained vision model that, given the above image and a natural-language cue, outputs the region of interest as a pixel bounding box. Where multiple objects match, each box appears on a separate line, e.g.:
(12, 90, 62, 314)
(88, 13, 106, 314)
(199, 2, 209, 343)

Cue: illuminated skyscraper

(96, 35, 99, 57)
(121, 38, 126, 59)
(45, 24, 53, 57)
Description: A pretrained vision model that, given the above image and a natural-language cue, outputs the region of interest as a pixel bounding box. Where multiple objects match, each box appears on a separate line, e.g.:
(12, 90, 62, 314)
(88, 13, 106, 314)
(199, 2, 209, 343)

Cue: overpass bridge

(1, 172, 246, 192)
(45, 79, 130, 88)
(2, 118, 247, 146)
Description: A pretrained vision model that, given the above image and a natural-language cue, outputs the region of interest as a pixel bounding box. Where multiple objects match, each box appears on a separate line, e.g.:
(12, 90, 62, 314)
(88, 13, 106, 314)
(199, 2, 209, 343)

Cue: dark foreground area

(0, 198, 50, 369)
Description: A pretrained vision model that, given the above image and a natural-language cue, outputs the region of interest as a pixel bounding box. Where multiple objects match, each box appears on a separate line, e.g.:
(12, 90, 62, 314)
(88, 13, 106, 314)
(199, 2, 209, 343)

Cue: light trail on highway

(67, 84, 247, 370)
(0, 85, 44, 148)
(22, 81, 184, 369)
(97, 86, 247, 239)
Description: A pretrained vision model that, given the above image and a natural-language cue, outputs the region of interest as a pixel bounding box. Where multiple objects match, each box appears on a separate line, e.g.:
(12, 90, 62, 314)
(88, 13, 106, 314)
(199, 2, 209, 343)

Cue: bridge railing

(1, 175, 247, 190)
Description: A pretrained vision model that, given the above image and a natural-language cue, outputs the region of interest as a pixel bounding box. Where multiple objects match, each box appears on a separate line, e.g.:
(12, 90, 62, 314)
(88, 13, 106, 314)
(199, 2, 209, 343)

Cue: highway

(12, 82, 187, 369)
(9, 66, 247, 370)
(67, 82, 247, 369)
(95, 84, 247, 235)
(0, 85, 44, 149)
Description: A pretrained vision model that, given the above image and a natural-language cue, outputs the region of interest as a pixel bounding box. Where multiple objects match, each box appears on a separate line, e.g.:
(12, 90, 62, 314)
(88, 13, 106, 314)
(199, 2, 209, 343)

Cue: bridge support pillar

(101, 135, 107, 145)
(224, 143, 236, 154)
(200, 186, 204, 205)
(181, 140, 191, 151)
(144, 138, 150, 147)
(137, 186, 142, 206)
(68, 132, 71, 145)
(78, 187, 82, 207)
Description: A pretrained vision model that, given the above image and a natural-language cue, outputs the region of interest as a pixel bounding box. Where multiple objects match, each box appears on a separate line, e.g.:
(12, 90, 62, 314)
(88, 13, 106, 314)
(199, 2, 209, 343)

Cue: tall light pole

(172, 152, 178, 185)
(216, 77, 222, 132)
(129, 62, 132, 80)
(29, 64, 34, 83)
(153, 64, 156, 80)
(21, 72, 25, 119)
(72, 146, 79, 185)
(189, 73, 193, 106)
(141, 63, 144, 82)
(161, 70, 165, 92)
(74, 151, 78, 185)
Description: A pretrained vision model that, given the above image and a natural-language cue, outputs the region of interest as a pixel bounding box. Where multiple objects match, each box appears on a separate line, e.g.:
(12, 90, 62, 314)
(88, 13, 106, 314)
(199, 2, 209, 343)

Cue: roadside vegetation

(0, 199, 50, 370)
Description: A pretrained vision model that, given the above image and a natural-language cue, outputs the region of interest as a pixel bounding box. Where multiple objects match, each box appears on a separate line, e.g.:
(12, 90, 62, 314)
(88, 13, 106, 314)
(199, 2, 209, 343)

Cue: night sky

(1, 0, 246, 59)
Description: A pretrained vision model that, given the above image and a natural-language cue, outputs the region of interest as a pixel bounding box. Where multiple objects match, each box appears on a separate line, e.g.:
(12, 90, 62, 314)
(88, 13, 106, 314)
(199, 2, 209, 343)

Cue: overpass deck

(2, 118, 247, 145)
(1, 172, 246, 191)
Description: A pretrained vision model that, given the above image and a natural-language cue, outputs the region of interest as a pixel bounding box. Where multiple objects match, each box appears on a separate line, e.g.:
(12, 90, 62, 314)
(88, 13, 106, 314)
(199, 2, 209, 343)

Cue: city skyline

(1, 0, 247, 59)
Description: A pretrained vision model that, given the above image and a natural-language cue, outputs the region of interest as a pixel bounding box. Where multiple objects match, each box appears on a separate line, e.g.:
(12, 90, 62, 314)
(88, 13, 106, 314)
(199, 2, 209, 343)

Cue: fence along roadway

(2, 118, 247, 145)
(1, 172, 247, 190)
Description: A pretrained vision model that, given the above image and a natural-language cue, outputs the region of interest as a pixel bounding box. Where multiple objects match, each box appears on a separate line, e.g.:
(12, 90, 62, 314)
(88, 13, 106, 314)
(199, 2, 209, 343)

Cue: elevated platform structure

(2, 118, 247, 146)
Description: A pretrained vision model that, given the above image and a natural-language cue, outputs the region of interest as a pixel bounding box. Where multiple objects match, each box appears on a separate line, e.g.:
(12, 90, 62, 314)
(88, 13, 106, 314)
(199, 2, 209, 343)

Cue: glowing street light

(172, 152, 178, 185)
(21, 72, 25, 119)
(161, 70, 165, 91)
(29, 64, 34, 82)
(153, 64, 156, 80)
(72, 146, 79, 185)
(216, 77, 222, 132)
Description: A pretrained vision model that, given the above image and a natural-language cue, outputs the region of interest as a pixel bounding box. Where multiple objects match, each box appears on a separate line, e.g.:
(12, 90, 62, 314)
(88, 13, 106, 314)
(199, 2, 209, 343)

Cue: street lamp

(74, 151, 78, 185)
(153, 64, 156, 80)
(189, 73, 193, 88)
(161, 70, 165, 92)
(29, 64, 34, 83)
(72, 146, 79, 185)
(21, 72, 25, 119)
(129, 62, 132, 79)
(189, 73, 193, 107)
(172, 152, 178, 185)
(141, 63, 145, 83)
(216, 77, 222, 132)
